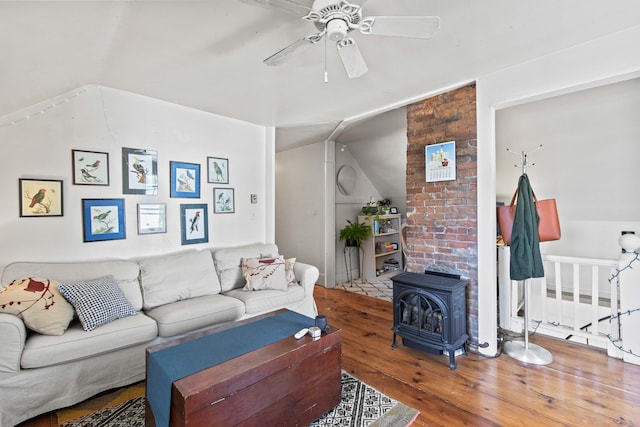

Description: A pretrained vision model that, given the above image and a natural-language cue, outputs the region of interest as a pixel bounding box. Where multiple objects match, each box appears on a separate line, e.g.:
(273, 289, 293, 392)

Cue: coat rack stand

(502, 144, 553, 365)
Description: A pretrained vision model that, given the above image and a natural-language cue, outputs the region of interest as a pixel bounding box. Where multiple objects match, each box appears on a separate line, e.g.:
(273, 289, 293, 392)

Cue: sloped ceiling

(1, 1, 639, 149)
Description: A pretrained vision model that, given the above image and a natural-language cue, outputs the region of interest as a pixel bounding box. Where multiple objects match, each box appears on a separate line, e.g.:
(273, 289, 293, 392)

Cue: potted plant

(360, 201, 379, 215)
(339, 220, 372, 247)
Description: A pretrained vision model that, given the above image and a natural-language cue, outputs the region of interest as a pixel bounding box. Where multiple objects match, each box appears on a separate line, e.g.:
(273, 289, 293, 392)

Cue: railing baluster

(591, 265, 599, 335)
(554, 262, 562, 327)
(573, 264, 580, 332)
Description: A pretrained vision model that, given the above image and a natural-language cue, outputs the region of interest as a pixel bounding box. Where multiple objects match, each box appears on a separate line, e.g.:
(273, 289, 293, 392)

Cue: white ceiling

(1, 0, 639, 150)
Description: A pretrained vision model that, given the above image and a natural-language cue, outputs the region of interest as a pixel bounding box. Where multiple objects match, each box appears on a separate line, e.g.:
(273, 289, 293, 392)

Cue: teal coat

(510, 174, 544, 280)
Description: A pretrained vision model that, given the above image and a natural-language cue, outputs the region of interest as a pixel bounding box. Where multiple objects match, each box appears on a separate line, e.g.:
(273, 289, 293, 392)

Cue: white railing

(498, 246, 622, 357)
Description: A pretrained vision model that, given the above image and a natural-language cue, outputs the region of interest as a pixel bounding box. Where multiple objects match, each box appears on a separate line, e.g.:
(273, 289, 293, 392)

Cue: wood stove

(391, 271, 468, 369)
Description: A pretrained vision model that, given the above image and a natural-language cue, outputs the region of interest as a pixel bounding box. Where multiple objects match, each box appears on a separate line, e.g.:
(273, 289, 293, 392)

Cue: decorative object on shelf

(82, 198, 126, 242)
(170, 161, 200, 198)
(378, 198, 391, 214)
(180, 204, 208, 245)
(207, 156, 229, 184)
(19, 178, 63, 217)
(361, 198, 392, 216)
(137, 203, 166, 235)
(425, 140, 456, 182)
(360, 200, 379, 215)
(213, 187, 235, 213)
(72, 149, 109, 186)
(389, 207, 398, 214)
(122, 147, 158, 195)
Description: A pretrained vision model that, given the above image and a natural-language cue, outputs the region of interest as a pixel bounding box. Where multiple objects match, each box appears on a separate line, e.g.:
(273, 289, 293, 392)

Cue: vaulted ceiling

(1, 1, 639, 149)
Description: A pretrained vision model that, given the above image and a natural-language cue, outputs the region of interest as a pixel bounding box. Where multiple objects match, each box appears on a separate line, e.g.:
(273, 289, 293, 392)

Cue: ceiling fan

(242, 0, 440, 78)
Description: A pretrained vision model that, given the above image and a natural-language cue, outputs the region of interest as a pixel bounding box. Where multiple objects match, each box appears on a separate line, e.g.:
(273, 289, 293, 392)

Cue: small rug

(59, 371, 418, 427)
(336, 279, 393, 302)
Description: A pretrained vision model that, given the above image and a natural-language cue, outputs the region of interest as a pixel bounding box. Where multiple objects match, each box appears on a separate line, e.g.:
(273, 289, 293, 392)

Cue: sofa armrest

(293, 262, 319, 297)
(0, 313, 26, 373)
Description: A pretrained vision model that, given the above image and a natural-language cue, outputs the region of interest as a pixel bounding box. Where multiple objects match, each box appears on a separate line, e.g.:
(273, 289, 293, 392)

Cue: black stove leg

(449, 351, 456, 370)
(392, 333, 398, 348)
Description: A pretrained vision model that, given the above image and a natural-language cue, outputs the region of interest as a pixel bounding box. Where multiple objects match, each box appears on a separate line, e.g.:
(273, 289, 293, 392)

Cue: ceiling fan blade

(359, 16, 440, 39)
(346, 0, 368, 6)
(336, 38, 368, 79)
(237, 0, 313, 16)
(264, 33, 323, 66)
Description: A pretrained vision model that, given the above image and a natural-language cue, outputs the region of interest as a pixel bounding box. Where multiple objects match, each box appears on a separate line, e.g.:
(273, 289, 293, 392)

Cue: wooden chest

(146, 319, 342, 427)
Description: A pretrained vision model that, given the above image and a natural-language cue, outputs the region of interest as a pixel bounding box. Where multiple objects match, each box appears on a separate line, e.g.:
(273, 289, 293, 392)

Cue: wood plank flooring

(315, 286, 640, 426)
(19, 285, 640, 426)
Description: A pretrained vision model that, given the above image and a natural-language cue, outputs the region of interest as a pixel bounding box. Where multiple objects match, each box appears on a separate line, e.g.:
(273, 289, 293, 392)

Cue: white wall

(275, 141, 327, 284)
(335, 147, 382, 284)
(496, 78, 640, 259)
(0, 85, 270, 272)
(337, 107, 408, 215)
(477, 25, 640, 356)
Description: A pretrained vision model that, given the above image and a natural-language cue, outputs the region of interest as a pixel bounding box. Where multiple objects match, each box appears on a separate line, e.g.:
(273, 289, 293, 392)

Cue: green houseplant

(339, 220, 372, 247)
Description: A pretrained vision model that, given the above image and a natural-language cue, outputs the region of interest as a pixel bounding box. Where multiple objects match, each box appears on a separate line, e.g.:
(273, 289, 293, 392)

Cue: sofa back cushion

(138, 250, 221, 310)
(212, 243, 279, 292)
(1, 260, 143, 311)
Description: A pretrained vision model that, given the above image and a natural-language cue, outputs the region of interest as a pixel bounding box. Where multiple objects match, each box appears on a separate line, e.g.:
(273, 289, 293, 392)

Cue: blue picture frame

(82, 198, 126, 242)
(170, 161, 200, 198)
(180, 204, 208, 245)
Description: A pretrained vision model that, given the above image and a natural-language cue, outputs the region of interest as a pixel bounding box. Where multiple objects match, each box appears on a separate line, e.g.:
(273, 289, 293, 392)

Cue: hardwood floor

(19, 286, 640, 426)
(315, 286, 640, 426)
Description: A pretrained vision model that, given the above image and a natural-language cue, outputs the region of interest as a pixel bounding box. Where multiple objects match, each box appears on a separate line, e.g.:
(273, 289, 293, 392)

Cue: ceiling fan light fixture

(326, 19, 348, 41)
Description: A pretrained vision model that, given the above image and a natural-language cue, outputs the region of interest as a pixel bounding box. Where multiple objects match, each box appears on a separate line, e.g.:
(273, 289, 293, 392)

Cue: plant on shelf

(360, 200, 379, 215)
(339, 220, 372, 247)
(360, 198, 392, 216)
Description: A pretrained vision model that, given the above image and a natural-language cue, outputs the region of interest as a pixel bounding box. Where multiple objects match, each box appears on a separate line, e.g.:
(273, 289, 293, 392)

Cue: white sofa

(0, 243, 318, 427)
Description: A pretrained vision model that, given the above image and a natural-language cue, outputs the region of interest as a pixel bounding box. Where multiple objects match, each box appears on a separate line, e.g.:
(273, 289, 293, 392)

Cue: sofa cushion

(0, 277, 75, 336)
(242, 256, 288, 291)
(59, 276, 138, 332)
(213, 243, 279, 292)
(0, 260, 143, 311)
(20, 313, 157, 369)
(138, 250, 221, 310)
(223, 284, 305, 315)
(144, 294, 245, 337)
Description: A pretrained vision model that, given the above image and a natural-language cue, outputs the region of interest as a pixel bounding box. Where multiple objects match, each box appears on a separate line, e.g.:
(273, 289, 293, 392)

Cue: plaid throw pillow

(58, 275, 137, 331)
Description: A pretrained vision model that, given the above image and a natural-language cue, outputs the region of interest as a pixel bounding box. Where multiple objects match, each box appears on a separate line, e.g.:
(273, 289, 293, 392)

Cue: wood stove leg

(392, 333, 398, 348)
(448, 350, 456, 370)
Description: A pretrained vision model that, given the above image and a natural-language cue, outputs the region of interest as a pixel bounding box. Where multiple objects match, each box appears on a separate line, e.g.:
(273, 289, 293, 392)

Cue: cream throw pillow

(242, 256, 288, 291)
(0, 277, 74, 335)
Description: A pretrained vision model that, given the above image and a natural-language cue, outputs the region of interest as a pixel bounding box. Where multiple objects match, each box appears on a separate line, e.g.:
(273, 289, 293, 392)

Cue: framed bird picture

(180, 203, 208, 245)
(170, 161, 200, 198)
(213, 188, 235, 214)
(122, 147, 158, 195)
(207, 157, 229, 184)
(82, 199, 126, 242)
(72, 149, 109, 186)
(19, 178, 63, 217)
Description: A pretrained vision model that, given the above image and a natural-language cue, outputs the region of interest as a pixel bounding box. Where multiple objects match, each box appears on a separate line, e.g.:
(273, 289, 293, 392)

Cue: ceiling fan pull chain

(324, 35, 329, 83)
